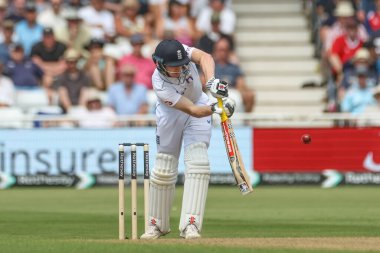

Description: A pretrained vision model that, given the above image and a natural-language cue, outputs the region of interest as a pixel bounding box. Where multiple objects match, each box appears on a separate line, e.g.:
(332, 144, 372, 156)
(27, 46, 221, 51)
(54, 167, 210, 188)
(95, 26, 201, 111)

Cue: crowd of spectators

(312, 0, 380, 115)
(0, 0, 255, 128)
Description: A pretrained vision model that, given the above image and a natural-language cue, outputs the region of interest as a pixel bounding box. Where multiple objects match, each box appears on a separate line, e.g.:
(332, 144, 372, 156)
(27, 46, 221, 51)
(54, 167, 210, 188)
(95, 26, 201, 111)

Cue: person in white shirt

(37, 0, 67, 31)
(78, 0, 115, 39)
(196, 0, 235, 36)
(140, 39, 235, 240)
(71, 88, 117, 128)
(0, 62, 15, 107)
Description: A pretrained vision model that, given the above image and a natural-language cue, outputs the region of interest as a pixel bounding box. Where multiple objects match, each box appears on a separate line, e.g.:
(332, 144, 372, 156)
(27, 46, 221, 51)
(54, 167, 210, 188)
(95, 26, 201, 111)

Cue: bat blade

(218, 98, 253, 195)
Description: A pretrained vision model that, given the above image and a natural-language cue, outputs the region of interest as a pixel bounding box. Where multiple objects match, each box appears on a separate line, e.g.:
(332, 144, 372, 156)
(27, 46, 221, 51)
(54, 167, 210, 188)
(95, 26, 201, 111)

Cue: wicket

(118, 143, 150, 240)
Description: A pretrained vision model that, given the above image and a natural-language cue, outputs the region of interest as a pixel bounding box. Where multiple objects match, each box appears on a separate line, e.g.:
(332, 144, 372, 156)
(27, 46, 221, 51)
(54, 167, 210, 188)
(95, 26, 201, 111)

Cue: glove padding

(211, 97, 236, 118)
(207, 77, 228, 98)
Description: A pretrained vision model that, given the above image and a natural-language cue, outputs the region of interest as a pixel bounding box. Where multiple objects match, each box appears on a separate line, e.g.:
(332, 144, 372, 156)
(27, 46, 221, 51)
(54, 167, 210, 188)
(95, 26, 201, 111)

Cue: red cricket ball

(302, 134, 311, 144)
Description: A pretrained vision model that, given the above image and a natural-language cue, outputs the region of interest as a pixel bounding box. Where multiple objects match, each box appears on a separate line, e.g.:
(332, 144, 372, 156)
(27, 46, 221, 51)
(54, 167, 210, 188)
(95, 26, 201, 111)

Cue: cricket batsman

(140, 39, 235, 239)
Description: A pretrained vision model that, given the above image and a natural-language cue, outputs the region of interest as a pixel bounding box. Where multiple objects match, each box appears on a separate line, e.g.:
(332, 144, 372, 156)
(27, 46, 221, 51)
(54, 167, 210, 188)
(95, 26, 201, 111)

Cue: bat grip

(217, 98, 228, 122)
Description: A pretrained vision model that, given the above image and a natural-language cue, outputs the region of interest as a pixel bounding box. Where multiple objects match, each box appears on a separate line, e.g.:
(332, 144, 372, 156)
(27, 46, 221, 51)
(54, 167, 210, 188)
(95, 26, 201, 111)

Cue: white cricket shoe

(140, 225, 164, 240)
(180, 225, 201, 239)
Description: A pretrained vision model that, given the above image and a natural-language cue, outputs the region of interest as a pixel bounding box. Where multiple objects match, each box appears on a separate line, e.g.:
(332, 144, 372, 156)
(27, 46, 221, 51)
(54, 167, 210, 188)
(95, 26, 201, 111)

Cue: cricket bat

(217, 98, 253, 195)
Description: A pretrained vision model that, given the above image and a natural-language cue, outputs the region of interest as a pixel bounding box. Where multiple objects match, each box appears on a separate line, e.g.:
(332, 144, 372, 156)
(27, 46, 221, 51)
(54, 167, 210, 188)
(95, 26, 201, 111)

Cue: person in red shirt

(367, 0, 380, 32)
(329, 18, 363, 80)
(117, 33, 155, 89)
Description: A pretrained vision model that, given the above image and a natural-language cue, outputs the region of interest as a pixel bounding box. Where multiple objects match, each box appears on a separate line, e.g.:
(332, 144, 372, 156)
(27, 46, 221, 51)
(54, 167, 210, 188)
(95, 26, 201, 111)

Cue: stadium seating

(234, 0, 324, 114)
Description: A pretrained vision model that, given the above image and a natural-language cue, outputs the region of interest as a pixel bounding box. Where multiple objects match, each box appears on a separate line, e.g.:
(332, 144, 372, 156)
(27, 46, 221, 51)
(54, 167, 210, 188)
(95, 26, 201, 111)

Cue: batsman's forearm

(189, 105, 213, 118)
(199, 54, 215, 82)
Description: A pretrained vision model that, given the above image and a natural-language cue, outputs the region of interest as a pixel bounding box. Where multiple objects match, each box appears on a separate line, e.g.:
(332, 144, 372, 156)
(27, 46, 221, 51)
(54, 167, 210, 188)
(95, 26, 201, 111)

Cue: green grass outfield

(0, 186, 380, 253)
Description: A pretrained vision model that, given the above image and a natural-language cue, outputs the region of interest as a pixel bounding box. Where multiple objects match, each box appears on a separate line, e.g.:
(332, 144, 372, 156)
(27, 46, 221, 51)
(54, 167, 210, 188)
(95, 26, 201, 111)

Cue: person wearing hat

(31, 27, 67, 88)
(117, 33, 155, 89)
(329, 19, 364, 77)
(37, 0, 66, 30)
(0, 21, 16, 63)
(341, 65, 376, 114)
(323, 1, 368, 53)
(196, 12, 230, 54)
(54, 48, 91, 113)
(107, 63, 148, 116)
(140, 40, 235, 240)
(341, 48, 378, 90)
(114, 0, 149, 39)
(15, 2, 44, 56)
(55, 8, 91, 55)
(69, 87, 117, 128)
(3, 43, 44, 89)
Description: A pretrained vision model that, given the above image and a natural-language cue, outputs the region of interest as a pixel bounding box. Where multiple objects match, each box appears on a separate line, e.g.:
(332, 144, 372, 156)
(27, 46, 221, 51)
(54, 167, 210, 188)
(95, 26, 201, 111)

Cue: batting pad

(148, 153, 178, 233)
(179, 142, 210, 232)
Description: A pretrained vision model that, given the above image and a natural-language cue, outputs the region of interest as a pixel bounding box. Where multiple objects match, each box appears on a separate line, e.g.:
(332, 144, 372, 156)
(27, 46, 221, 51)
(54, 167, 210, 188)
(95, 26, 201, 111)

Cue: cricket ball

(302, 134, 311, 144)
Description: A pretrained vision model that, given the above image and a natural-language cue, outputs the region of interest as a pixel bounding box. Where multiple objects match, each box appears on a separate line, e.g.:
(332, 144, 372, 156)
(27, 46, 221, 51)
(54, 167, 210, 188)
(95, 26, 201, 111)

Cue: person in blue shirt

(341, 66, 376, 114)
(14, 2, 43, 56)
(3, 43, 44, 89)
(107, 64, 148, 116)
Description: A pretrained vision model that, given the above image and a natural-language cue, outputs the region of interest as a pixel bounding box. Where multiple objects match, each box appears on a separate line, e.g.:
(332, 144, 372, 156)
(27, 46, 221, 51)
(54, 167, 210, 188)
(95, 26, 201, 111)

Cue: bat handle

(217, 98, 228, 122)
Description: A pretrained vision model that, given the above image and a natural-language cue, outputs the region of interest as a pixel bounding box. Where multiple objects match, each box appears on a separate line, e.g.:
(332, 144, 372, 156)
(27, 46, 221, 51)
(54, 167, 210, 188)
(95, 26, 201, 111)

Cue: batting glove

(211, 97, 236, 118)
(206, 77, 229, 98)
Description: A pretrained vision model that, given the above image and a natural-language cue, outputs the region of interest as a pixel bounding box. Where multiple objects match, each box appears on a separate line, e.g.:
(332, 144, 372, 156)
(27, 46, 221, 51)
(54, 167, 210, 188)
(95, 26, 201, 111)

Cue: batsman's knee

(184, 142, 210, 174)
(151, 153, 178, 185)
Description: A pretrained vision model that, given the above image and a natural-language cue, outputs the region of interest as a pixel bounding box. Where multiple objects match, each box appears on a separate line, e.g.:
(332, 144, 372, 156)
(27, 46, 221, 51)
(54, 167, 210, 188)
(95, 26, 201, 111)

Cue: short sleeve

(155, 86, 181, 107)
(182, 44, 194, 59)
(152, 71, 181, 107)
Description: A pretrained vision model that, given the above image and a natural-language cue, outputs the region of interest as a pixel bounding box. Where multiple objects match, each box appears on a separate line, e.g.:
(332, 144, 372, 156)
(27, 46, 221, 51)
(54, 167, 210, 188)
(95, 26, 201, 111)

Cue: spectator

(4, 43, 44, 89)
(70, 88, 117, 128)
(213, 38, 255, 112)
(0, 0, 7, 26)
(341, 66, 375, 114)
(84, 38, 115, 90)
(15, 2, 43, 56)
(78, 0, 115, 40)
(196, 0, 236, 37)
(37, 0, 67, 31)
(0, 21, 16, 63)
(55, 8, 91, 55)
(54, 48, 90, 113)
(0, 62, 16, 107)
(118, 33, 155, 89)
(329, 18, 364, 79)
(108, 64, 148, 115)
(367, 0, 380, 33)
(31, 27, 67, 88)
(157, 0, 195, 45)
(323, 1, 367, 53)
(114, 0, 150, 39)
(342, 48, 378, 91)
(35, 0, 51, 13)
(196, 12, 232, 54)
(6, 0, 25, 23)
